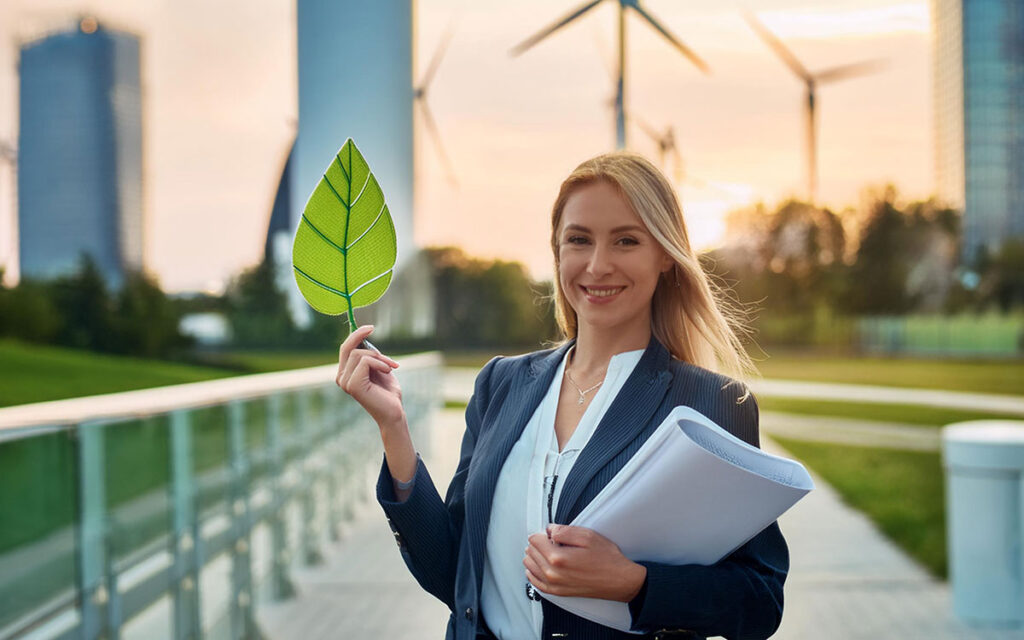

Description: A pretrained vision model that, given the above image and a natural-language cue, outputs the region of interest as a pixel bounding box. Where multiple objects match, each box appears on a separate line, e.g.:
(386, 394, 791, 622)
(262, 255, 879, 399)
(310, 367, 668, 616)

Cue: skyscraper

(280, 0, 421, 332)
(933, 0, 1024, 266)
(17, 17, 143, 285)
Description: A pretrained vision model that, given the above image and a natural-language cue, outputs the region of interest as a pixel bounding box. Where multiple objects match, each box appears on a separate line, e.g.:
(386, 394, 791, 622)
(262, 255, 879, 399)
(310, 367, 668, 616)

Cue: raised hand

(336, 325, 404, 430)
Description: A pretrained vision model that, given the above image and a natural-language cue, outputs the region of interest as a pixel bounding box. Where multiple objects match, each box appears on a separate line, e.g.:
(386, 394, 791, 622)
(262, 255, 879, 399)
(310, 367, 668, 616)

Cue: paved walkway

(257, 406, 1024, 639)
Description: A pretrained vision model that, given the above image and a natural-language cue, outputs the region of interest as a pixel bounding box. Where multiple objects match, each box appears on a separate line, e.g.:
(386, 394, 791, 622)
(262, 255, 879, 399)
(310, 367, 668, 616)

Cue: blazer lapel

(554, 335, 673, 524)
(464, 340, 574, 581)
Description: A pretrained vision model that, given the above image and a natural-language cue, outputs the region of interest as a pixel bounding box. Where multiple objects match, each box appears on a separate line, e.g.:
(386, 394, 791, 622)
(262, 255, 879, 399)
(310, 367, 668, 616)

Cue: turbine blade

(420, 19, 457, 90)
(743, 11, 811, 82)
(815, 58, 887, 84)
(632, 2, 709, 73)
(419, 101, 458, 187)
(510, 0, 605, 57)
(634, 115, 660, 142)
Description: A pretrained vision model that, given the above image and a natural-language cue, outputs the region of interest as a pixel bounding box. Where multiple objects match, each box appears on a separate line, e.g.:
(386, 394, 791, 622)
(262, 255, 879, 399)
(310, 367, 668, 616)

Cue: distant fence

(857, 313, 1024, 357)
(0, 353, 442, 640)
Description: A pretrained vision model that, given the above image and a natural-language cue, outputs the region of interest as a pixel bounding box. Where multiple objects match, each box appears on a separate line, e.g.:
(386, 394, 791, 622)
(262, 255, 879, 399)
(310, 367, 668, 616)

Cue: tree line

(2, 189, 1020, 359)
(706, 186, 1024, 318)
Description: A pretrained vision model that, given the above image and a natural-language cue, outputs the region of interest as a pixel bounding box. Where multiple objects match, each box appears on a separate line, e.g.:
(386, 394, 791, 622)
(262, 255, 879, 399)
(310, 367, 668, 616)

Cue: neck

(570, 319, 651, 377)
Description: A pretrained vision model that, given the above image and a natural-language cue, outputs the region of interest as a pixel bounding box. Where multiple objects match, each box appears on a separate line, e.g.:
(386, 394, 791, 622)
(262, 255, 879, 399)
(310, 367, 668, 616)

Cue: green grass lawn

(0, 340, 237, 408)
(446, 348, 1024, 396)
(190, 349, 338, 373)
(772, 436, 947, 579)
(757, 397, 1020, 427)
(752, 350, 1024, 396)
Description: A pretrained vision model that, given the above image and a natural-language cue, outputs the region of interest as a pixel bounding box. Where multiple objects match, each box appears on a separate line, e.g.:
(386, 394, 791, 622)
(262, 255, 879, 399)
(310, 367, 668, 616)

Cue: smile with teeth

(583, 286, 625, 297)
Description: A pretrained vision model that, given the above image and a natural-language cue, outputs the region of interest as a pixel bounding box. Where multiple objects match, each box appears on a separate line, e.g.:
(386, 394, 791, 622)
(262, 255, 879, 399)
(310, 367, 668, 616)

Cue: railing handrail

(0, 352, 443, 435)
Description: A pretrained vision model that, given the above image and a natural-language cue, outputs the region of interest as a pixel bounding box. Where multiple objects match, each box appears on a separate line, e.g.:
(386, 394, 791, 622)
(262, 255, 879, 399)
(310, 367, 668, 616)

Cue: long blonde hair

(550, 151, 756, 384)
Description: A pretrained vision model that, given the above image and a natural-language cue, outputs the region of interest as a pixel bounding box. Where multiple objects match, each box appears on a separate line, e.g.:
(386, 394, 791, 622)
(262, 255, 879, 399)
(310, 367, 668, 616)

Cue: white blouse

(480, 347, 645, 640)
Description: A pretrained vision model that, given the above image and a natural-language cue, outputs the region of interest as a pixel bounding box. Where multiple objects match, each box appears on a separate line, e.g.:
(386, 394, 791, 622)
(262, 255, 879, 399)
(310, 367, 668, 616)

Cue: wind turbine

(415, 21, 458, 187)
(512, 0, 710, 150)
(744, 12, 885, 203)
(592, 25, 681, 182)
(634, 117, 683, 183)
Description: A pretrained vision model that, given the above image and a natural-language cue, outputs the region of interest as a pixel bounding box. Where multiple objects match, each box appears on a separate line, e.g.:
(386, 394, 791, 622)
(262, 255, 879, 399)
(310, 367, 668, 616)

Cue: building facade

(286, 0, 416, 328)
(933, 0, 1024, 265)
(17, 18, 143, 285)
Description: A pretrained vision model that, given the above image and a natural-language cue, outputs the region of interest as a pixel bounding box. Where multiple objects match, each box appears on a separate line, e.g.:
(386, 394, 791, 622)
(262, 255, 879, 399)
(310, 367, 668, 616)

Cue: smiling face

(557, 180, 673, 338)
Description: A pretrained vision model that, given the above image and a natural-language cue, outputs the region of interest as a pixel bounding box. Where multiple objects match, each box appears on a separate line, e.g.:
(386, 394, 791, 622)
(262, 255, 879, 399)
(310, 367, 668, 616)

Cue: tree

(112, 271, 192, 357)
(426, 247, 556, 349)
(224, 259, 295, 347)
(48, 254, 115, 351)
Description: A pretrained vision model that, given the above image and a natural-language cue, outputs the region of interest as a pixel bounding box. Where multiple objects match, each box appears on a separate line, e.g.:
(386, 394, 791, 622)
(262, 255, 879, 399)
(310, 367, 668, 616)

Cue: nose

(586, 241, 614, 279)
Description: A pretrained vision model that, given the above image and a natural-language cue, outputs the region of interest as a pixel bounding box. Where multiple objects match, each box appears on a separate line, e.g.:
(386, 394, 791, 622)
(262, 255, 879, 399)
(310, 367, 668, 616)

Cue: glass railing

(0, 353, 441, 640)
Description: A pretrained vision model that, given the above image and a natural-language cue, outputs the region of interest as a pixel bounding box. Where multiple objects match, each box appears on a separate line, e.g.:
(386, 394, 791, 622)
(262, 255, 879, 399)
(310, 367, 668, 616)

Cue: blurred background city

(0, 0, 1022, 639)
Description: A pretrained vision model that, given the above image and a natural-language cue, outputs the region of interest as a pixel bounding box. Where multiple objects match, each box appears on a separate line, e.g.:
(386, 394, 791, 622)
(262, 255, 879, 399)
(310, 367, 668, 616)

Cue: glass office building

(17, 18, 143, 285)
(933, 0, 1024, 265)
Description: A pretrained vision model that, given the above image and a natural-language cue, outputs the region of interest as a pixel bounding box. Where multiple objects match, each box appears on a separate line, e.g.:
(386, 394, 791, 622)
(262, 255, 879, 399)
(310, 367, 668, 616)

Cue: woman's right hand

(336, 325, 404, 430)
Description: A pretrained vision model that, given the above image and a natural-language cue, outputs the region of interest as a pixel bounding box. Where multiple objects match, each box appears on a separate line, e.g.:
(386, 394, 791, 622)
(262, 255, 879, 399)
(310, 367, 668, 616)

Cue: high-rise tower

(283, 0, 416, 326)
(933, 0, 1024, 265)
(17, 17, 143, 285)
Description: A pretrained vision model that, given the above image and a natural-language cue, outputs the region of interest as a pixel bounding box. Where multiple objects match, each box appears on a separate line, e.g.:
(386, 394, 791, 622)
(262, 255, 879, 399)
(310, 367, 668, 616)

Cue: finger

(352, 354, 392, 392)
(547, 525, 601, 548)
(338, 348, 376, 390)
(525, 568, 550, 594)
(338, 325, 375, 368)
(524, 542, 555, 576)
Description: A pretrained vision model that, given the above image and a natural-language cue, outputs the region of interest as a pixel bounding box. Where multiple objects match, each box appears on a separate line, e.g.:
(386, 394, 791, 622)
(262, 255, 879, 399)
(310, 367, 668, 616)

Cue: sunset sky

(0, 0, 932, 292)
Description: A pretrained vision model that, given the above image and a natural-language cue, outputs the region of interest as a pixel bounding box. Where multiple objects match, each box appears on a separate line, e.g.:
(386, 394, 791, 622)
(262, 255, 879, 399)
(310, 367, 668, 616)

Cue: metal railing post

(266, 394, 294, 600)
(296, 390, 323, 565)
(323, 388, 344, 542)
(170, 410, 201, 640)
(75, 420, 112, 640)
(227, 401, 256, 639)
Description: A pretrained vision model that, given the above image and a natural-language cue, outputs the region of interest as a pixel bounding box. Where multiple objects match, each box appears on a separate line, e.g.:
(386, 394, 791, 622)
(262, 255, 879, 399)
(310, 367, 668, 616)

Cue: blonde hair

(550, 151, 756, 385)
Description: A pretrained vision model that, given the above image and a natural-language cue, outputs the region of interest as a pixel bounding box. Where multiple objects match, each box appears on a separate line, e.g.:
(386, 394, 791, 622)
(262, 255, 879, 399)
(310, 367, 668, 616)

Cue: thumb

(547, 524, 590, 547)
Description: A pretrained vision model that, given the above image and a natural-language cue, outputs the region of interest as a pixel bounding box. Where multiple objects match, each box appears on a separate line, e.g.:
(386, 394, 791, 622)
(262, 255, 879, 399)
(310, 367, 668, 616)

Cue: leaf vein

(294, 266, 349, 299)
(333, 153, 351, 184)
(322, 174, 349, 209)
(350, 269, 393, 296)
(346, 202, 387, 250)
(350, 173, 372, 208)
(300, 215, 346, 255)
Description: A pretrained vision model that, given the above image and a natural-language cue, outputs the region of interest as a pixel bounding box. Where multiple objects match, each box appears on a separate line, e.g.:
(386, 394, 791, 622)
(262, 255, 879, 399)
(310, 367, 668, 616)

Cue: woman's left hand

(524, 525, 647, 602)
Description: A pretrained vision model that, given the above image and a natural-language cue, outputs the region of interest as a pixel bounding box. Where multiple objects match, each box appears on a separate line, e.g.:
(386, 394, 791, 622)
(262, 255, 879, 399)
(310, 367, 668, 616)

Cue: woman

(337, 152, 788, 640)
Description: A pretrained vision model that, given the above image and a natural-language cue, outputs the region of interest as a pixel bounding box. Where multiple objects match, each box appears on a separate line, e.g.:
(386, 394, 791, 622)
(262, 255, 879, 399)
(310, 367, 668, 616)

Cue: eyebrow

(563, 223, 647, 234)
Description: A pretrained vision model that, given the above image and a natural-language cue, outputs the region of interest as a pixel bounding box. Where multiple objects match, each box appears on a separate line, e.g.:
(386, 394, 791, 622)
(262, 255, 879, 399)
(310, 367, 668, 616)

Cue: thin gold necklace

(565, 348, 604, 406)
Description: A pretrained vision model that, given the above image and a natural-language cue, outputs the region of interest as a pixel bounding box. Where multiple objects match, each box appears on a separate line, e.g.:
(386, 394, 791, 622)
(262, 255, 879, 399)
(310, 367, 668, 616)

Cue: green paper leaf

(292, 138, 397, 329)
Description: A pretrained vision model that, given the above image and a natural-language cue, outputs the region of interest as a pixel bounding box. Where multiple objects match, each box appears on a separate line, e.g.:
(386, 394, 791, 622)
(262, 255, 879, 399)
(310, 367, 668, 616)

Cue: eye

(565, 235, 589, 245)
(617, 236, 639, 246)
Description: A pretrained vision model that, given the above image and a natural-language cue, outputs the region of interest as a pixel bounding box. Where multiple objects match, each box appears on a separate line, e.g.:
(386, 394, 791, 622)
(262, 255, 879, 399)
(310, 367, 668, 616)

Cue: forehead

(560, 181, 647, 231)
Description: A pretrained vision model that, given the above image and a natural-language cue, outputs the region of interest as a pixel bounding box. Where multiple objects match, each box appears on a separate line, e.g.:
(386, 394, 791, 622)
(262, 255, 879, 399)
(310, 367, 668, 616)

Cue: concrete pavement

(256, 406, 1024, 639)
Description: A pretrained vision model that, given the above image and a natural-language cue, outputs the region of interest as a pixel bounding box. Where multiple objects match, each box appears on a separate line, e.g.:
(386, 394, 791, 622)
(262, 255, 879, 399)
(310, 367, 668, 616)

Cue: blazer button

(464, 607, 473, 621)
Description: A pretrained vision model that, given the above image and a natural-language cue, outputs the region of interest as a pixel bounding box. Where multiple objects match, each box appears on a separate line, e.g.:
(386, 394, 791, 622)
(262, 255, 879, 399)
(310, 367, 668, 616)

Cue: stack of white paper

(543, 405, 814, 632)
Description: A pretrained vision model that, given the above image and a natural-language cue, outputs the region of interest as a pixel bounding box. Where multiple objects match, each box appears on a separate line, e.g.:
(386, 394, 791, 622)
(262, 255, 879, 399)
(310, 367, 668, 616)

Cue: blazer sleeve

(376, 355, 502, 611)
(627, 391, 790, 640)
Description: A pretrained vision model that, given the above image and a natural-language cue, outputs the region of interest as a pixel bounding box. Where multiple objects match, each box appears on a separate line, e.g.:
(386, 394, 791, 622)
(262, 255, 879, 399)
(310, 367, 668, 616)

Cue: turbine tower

(744, 12, 885, 203)
(415, 21, 458, 187)
(512, 0, 709, 150)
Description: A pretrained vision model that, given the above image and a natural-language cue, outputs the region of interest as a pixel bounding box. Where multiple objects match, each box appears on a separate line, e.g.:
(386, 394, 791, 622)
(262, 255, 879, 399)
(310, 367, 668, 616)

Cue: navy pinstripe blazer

(377, 335, 788, 640)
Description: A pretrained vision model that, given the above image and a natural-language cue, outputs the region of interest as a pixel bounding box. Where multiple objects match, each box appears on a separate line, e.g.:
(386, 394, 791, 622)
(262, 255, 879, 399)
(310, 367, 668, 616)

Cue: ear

(660, 252, 675, 274)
